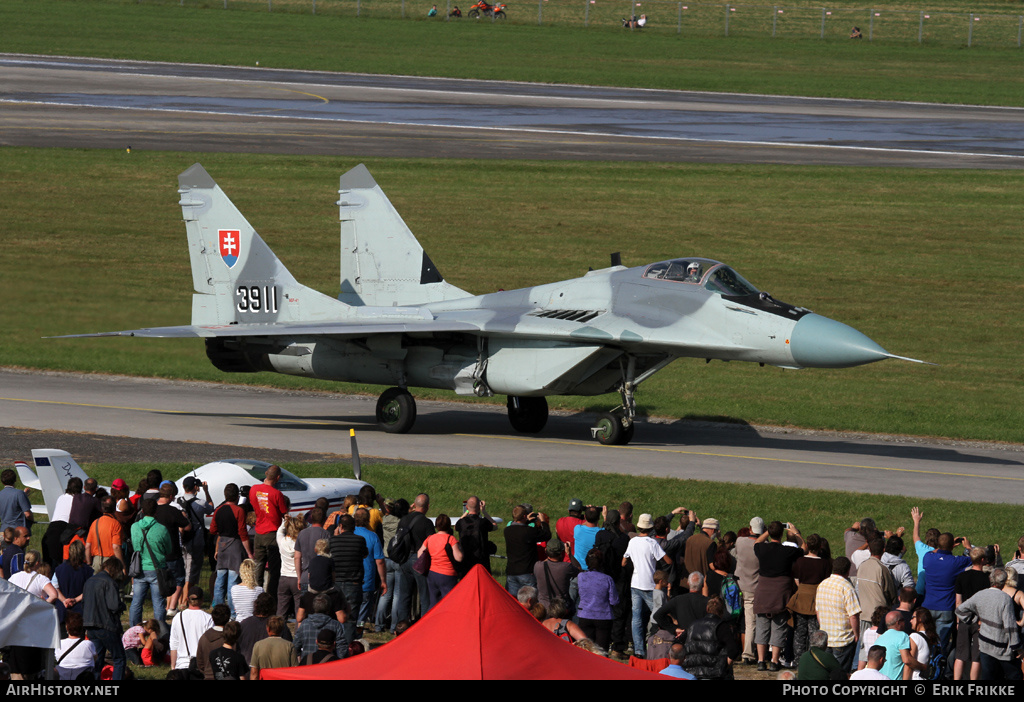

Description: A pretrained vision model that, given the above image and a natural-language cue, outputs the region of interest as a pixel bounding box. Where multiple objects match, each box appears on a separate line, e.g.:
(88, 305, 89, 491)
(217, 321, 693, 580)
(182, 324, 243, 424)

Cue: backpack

(719, 574, 743, 620)
(177, 496, 207, 545)
(387, 520, 415, 565)
(553, 619, 575, 643)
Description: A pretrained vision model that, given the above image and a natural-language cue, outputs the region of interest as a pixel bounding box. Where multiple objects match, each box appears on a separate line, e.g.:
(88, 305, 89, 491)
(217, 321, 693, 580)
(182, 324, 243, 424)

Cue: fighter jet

(58, 164, 925, 445)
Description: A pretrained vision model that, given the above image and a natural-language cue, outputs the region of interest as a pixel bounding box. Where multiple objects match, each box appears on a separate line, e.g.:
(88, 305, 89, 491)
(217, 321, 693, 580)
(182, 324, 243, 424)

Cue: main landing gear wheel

(376, 387, 417, 434)
(592, 412, 635, 446)
(507, 396, 548, 434)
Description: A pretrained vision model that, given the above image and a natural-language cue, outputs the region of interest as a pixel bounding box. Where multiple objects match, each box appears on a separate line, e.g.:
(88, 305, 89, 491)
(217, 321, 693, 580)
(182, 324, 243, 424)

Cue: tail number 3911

(236, 285, 280, 313)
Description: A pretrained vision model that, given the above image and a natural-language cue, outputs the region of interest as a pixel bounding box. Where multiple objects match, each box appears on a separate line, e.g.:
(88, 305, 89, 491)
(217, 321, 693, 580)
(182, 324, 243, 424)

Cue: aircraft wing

(49, 319, 485, 339)
(51, 307, 751, 356)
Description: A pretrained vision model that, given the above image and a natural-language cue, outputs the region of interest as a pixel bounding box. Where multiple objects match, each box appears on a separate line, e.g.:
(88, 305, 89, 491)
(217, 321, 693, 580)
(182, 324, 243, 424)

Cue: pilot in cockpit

(686, 261, 702, 282)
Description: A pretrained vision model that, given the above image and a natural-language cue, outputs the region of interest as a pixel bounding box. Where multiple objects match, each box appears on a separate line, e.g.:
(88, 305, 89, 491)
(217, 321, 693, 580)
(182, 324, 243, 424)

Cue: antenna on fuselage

(610, 252, 622, 267)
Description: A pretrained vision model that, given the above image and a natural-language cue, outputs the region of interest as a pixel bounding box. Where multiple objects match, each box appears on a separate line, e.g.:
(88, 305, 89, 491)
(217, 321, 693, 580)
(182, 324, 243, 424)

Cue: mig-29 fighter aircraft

(58, 164, 925, 445)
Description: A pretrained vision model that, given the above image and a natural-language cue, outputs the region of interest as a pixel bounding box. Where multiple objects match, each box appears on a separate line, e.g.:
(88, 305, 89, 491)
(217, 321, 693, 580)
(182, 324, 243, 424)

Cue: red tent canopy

(264, 565, 669, 680)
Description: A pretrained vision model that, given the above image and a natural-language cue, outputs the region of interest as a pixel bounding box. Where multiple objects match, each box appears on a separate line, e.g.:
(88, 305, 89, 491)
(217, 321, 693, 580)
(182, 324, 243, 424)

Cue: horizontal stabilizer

(14, 461, 40, 491)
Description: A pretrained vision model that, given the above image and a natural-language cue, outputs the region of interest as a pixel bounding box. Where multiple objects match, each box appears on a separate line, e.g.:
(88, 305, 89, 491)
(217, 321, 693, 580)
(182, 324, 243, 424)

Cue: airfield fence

(140, 0, 1024, 46)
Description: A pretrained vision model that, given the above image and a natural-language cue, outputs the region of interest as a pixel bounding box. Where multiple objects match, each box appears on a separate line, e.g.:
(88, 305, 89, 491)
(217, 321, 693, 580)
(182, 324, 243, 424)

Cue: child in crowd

(124, 619, 163, 667)
(209, 621, 248, 680)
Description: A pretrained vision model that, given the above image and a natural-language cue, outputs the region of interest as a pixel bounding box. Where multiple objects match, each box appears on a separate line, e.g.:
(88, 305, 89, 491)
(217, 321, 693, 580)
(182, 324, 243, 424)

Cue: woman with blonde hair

(1001, 568, 1024, 627)
(10, 550, 59, 603)
(230, 558, 263, 621)
(277, 515, 305, 618)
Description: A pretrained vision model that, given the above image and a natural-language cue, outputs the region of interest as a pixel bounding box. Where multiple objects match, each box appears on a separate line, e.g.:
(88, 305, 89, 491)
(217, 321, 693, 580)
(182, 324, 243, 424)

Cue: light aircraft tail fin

(337, 164, 471, 307)
(178, 164, 349, 326)
(30, 449, 91, 521)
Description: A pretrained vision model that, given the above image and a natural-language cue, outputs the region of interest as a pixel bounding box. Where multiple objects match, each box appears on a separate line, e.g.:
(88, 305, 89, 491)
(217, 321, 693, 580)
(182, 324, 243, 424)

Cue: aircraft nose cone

(789, 313, 890, 368)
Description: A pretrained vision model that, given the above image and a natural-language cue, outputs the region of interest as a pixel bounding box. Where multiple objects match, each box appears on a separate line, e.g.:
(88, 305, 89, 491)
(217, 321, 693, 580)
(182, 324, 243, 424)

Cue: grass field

(4, 147, 1023, 443)
(26, 460, 1024, 577)
(4, 0, 1024, 105)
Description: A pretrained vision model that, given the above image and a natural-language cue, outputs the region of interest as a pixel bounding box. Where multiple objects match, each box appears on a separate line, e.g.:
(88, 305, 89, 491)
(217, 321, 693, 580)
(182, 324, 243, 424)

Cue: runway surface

(3, 54, 1024, 168)
(5, 55, 1024, 505)
(2, 369, 1022, 505)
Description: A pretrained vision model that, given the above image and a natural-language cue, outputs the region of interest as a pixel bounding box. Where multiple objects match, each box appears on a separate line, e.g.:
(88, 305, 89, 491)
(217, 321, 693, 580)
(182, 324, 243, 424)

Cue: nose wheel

(376, 387, 417, 434)
(591, 412, 635, 445)
(591, 368, 638, 445)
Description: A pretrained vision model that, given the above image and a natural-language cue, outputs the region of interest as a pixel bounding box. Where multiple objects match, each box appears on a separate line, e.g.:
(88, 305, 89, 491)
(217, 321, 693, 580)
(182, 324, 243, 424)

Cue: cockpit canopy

(643, 258, 761, 297)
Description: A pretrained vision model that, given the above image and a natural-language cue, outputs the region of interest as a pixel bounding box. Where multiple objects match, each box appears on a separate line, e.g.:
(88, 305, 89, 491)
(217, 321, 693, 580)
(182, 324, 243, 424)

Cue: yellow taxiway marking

(0, 396, 339, 426)
(3, 396, 1017, 482)
(454, 434, 1024, 483)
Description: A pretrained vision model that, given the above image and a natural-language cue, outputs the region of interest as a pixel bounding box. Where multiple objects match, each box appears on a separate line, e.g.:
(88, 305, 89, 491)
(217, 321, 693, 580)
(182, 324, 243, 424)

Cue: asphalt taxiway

(2, 369, 1021, 505)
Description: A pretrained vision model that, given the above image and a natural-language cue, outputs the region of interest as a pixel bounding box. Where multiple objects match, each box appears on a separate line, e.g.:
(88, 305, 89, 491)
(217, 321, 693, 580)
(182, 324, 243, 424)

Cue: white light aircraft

(20, 450, 366, 523)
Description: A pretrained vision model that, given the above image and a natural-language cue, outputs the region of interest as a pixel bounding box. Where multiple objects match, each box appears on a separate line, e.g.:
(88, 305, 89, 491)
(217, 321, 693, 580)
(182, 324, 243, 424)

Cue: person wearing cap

(735, 517, 763, 664)
(684, 516, 720, 584)
(168, 588, 213, 672)
(556, 499, 585, 564)
(179, 476, 214, 605)
(109, 478, 135, 528)
(622, 513, 673, 658)
(299, 628, 340, 665)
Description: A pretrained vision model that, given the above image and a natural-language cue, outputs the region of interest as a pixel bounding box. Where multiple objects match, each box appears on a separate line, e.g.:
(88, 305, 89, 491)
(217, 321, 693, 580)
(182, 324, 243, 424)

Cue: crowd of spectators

(2, 460, 1023, 682)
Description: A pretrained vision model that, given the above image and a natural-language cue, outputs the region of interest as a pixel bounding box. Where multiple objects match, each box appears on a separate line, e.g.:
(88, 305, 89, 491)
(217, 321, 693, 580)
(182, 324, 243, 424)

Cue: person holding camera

(503, 506, 550, 598)
(921, 532, 973, 645)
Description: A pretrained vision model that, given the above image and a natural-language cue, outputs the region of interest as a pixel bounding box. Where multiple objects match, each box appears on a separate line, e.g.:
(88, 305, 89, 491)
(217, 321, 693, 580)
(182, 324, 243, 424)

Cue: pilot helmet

(687, 262, 700, 273)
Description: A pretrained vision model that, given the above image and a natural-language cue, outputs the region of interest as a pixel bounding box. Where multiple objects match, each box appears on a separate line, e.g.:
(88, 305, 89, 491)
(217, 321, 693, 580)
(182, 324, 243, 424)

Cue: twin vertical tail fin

(337, 164, 471, 307)
(177, 164, 346, 327)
